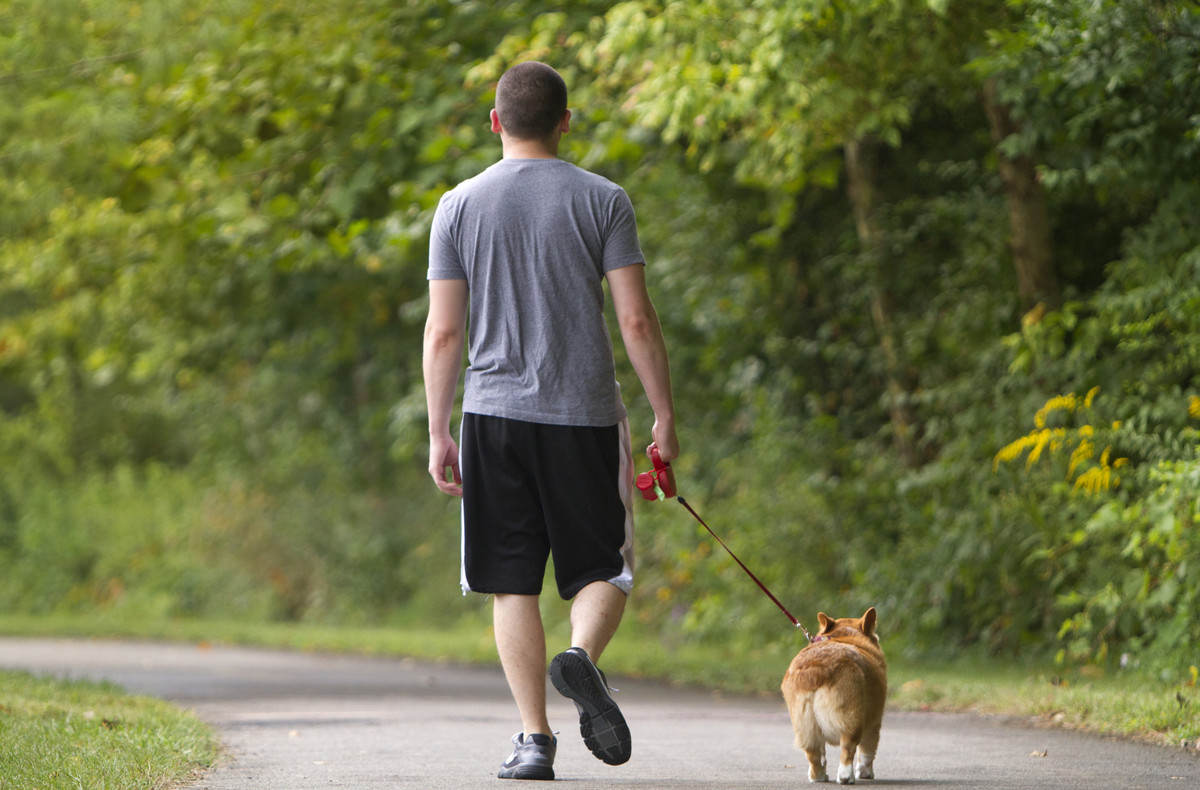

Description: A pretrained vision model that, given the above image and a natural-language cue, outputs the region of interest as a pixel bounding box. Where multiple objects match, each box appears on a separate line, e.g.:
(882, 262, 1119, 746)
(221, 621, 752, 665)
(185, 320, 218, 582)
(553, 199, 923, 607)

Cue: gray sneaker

(497, 732, 556, 780)
(548, 647, 631, 765)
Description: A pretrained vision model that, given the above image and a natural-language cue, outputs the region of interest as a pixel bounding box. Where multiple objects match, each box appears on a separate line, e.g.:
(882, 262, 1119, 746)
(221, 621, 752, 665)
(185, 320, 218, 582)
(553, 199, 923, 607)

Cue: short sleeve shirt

(428, 158, 644, 426)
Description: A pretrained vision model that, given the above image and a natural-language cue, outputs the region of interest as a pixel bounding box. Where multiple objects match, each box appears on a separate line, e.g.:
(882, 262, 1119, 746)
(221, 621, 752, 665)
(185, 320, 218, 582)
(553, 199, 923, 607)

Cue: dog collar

(811, 635, 830, 643)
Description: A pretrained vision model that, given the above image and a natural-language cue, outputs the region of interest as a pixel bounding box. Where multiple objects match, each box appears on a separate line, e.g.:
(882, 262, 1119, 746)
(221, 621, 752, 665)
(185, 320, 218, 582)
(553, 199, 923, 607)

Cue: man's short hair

(495, 62, 568, 141)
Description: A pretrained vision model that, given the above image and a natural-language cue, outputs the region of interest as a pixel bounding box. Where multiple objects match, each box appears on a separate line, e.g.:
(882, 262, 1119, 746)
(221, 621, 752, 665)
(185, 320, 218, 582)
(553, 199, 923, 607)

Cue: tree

(588, 0, 1034, 465)
(1, 0, 599, 477)
(981, 78, 1061, 312)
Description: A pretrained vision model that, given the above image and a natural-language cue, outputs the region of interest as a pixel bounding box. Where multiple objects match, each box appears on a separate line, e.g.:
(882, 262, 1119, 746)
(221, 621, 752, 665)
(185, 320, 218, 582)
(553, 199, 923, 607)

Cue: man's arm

(423, 278, 469, 496)
(607, 264, 679, 462)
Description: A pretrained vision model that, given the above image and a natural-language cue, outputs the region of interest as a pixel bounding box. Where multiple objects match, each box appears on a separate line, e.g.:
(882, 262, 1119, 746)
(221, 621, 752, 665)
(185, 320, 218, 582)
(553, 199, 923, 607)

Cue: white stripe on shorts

(609, 416, 636, 594)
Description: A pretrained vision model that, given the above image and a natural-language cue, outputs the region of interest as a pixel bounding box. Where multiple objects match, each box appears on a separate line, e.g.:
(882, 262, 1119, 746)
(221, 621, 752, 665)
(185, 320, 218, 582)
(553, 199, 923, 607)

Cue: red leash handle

(635, 446, 676, 500)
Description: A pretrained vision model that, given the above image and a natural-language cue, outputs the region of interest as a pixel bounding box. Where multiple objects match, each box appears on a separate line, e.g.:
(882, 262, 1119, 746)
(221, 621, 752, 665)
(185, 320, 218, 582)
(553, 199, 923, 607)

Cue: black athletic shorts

(459, 413, 635, 600)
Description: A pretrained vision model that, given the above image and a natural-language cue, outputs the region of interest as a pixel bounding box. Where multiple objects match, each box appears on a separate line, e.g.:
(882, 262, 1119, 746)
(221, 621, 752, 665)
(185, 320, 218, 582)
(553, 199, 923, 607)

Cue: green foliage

(0, 463, 462, 623)
(992, 180, 1200, 666)
(594, 0, 994, 189)
(1056, 458, 1200, 668)
(979, 0, 1200, 198)
(0, 0, 541, 478)
(2, 0, 1199, 678)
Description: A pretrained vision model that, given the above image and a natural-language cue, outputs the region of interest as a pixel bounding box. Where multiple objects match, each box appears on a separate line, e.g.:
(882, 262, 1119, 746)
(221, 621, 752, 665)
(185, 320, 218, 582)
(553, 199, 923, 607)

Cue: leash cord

(676, 495, 814, 642)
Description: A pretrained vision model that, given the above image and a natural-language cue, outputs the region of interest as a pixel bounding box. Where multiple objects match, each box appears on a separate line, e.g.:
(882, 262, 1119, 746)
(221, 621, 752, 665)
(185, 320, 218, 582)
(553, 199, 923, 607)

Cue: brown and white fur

(781, 608, 887, 784)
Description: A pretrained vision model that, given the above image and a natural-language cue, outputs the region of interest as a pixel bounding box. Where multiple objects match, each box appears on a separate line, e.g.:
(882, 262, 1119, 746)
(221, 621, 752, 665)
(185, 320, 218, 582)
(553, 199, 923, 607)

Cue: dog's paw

(808, 767, 829, 783)
(854, 756, 874, 780)
(837, 763, 855, 784)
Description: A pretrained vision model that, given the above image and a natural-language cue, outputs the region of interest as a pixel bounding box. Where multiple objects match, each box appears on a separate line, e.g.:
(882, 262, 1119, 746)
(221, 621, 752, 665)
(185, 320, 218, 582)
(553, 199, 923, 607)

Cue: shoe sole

(497, 765, 554, 781)
(548, 651, 631, 765)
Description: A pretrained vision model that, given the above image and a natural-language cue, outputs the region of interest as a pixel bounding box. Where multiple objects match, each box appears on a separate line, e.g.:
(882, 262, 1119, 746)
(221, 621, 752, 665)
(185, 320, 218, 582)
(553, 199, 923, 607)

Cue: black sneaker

(548, 647, 631, 766)
(497, 732, 556, 780)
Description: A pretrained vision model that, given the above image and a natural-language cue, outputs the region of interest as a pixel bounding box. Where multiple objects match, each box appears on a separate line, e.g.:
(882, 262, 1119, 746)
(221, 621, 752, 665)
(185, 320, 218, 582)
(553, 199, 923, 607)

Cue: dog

(781, 608, 887, 784)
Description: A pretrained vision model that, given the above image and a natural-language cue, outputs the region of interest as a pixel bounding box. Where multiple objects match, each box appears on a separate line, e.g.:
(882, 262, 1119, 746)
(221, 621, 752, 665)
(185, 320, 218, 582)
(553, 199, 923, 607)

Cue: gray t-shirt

(428, 158, 645, 426)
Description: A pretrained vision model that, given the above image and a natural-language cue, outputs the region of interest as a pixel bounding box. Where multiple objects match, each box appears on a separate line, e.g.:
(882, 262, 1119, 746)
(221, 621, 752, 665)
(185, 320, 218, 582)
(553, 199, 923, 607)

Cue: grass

(886, 659, 1200, 748)
(1, 609, 1196, 790)
(0, 668, 218, 790)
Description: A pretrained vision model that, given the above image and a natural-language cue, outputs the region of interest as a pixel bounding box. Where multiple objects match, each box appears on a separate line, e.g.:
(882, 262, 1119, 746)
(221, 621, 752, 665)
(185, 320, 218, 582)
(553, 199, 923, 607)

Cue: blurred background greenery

(1, 0, 1198, 681)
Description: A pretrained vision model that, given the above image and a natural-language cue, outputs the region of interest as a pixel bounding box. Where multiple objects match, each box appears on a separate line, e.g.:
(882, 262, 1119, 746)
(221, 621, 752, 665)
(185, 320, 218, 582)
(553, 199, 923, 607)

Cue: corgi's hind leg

(837, 734, 859, 784)
(805, 747, 829, 783)
(853, 751, 874, 781)
(855, 725, 880, 780)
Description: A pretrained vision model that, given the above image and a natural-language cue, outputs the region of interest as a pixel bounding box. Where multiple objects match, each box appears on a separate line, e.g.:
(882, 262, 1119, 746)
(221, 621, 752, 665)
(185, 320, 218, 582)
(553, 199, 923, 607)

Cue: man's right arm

(423, 278, 469, 496)
(607, 264, 679, 462)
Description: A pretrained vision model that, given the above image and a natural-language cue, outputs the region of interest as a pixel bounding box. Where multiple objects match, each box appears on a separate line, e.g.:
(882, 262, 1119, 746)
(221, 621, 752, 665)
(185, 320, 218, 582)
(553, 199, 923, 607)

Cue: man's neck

(501, 137, 559, 160)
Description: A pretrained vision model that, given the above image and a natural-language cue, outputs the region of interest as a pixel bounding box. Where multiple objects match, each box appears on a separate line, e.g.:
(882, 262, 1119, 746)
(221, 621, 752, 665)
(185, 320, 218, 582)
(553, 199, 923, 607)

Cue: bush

(0, 464, 463, 625)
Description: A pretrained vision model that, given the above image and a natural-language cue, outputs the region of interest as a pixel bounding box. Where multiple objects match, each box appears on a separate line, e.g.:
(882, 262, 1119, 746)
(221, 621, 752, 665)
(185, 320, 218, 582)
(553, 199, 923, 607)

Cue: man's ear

(490, 108, 502, 134)
(559, 109, 571, 134)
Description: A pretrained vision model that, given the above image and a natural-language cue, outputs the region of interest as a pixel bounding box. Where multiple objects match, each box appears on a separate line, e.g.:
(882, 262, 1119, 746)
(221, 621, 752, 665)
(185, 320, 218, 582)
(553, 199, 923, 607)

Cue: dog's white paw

(837, 763, 855, 784)
(854, 755, 875, 780)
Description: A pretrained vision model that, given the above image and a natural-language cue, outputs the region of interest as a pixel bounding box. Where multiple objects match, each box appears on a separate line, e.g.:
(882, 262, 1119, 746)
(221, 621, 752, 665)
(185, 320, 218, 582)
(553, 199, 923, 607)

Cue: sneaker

(497, 732, 556, 780)
(548, 647, 631, 765)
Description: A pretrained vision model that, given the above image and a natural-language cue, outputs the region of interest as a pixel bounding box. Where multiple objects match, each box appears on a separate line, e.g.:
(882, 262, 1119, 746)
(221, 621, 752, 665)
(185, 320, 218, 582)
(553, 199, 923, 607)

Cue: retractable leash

(636, 448, 816, 643)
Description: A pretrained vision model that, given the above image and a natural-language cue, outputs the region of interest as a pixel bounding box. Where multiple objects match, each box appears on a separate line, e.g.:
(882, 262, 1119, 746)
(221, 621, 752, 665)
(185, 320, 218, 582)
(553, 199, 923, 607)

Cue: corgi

(781, 608, 887, 784)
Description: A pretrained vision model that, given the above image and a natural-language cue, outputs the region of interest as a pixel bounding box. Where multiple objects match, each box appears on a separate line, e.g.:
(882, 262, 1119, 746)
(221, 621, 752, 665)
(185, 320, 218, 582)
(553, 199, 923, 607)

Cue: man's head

(494, 61, 568, 142)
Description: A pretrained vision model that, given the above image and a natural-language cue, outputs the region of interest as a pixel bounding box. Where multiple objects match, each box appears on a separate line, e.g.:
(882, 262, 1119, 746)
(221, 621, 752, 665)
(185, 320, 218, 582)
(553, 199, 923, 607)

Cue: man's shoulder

(558, 160, 625, 192)
(438, 159, 628, 211)
(440, 162, 501, 198)
(496, 158, 625, 193)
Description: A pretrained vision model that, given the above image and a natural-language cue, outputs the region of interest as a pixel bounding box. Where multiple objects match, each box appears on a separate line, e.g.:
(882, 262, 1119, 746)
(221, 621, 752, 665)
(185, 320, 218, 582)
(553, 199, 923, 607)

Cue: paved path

(1, 637, 1197, 789)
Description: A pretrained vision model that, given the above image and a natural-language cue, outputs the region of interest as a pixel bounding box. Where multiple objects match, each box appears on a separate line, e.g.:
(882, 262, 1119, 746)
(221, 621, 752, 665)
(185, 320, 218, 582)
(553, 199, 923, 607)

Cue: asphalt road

(1, 637, 1198, 789)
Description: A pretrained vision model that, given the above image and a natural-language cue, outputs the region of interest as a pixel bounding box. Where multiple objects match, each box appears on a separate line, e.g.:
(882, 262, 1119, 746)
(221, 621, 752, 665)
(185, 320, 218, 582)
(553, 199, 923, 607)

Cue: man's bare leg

(569, 580, 626, 661)
(549, 580, 632, 765)
(494, 593, 552, 736)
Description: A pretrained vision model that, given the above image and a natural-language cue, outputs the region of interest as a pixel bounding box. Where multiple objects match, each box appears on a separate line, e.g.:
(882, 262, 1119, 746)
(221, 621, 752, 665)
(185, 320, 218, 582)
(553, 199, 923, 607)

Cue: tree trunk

(844, 135, 918, 467)
(982, 78, 1061, 313)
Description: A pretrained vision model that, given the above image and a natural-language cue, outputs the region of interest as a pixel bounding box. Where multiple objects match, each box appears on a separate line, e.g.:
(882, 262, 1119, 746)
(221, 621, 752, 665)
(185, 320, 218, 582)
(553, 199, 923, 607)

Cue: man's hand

(649, 419, 679, 464)
(429, 434, 463, 497)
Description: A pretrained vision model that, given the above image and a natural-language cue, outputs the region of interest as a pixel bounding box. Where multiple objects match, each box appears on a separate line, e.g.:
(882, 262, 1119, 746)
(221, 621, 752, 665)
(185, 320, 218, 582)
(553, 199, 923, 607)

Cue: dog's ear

(861, 607, 877, 637)
(817, 612, 833, 632)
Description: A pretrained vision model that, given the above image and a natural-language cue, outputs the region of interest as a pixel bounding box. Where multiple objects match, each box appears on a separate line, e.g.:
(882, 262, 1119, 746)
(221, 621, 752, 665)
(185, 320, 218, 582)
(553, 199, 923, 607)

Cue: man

(423, 61, 679, 781)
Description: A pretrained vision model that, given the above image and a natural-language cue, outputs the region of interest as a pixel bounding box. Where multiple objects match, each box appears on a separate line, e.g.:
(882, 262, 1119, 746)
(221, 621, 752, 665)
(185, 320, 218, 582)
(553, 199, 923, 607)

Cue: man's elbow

(424, 323, 464, 354)
(618, 312, 659, 343)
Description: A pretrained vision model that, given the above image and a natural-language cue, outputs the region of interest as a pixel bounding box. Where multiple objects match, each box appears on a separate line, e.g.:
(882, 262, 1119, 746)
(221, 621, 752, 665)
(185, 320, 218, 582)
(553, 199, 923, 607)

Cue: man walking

(423, 61, 678, 780)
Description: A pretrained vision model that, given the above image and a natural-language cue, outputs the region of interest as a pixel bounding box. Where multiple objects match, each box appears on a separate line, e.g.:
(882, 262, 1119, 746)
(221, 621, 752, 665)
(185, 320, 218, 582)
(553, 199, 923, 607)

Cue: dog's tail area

(783, 654, 835, 750)
(783, 692, 826, 750)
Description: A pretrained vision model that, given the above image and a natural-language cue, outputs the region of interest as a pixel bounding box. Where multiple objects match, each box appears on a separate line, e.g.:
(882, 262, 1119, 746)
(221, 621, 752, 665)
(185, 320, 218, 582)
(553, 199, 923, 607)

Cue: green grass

(2, 608, 1197, 789)
(0, 668, 218, 790)
(887, 659, 1200, 747)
